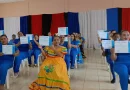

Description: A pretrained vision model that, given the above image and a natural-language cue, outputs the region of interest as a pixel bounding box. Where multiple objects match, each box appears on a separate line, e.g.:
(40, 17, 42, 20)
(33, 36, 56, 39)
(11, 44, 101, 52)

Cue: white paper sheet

(20, 36, 29, 44)
(58, 27, 68, 35)
(26, 34, 33, 40)
(39, 36, 51, 46)
(102, 40, 113, 49)
(2, 45, 14, 55)
(64, 37, 68, 42)
(0, 30, 4, 36)
(98, 31, 108, 39)
(115, 41, 129, 53)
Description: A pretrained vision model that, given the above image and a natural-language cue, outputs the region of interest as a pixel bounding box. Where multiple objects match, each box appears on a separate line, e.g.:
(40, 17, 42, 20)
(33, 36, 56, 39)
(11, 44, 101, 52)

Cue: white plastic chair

(75, 55, 78, 69)
(38, 54, 42, 73)
(20, 58, 29, 72)
(6, 67, 13, 89)
(115, 73, 120, 90)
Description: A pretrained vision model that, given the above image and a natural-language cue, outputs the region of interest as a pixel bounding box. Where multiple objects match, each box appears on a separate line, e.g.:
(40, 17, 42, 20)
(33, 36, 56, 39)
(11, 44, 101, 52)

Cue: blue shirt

(0, 43, 18, 62)
(9, 39, 15, 44)
(14, 39, 29, 52)
(31, 40, 40, 50)
(60, 42, 70, 55)
(71, 40, 80, 51)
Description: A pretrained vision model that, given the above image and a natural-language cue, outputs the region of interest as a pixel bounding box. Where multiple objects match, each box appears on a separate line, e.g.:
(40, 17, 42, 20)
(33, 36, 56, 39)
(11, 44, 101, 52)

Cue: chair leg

(75, 55, 78, 69)
(115, 74, 120, 90)
(38, 55, 40, 73)
(6, 70, 9, 89)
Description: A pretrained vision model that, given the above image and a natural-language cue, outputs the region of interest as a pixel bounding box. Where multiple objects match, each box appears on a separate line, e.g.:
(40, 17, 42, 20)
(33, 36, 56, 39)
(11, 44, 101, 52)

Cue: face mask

(116, 38, 120, 41)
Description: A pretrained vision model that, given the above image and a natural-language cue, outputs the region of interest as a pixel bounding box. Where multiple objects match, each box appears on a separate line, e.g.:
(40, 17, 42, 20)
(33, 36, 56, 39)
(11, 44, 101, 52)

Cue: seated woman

(78, 33, 86, 58)
(70, 34, 80, 69)
(102, 33, 120, 83)
(13, 32, 30, 77)
(29, 36, 70, 90)
(75, 33, 84, 64)
(0, 35, 19, 90)
(60, 35, 71, 70)
(111, 30, 130, 90)
(28, 35, 41, 67)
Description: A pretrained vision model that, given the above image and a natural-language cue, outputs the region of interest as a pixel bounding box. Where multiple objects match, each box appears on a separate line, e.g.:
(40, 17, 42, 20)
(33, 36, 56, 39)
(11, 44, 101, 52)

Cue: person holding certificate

(13, 32, 30, 77)
(75, 33, 84, 64)
(102, 33, 120, 83)
(70, 34, 80, 69)
(111, 30, 130, 90)
(9, 34, 16, 44)
(78, 33, 86, 58)
(60, 35, 71, 70)
(29, 36, 70, 90)
(28, 35, 41, 67)
(109, 30, 116, 40)
(0, 35, 19, 90)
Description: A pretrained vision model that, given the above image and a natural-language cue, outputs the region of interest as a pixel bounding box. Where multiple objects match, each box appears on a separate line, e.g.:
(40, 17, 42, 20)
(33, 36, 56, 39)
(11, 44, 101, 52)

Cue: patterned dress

(29, 46, 71, 90)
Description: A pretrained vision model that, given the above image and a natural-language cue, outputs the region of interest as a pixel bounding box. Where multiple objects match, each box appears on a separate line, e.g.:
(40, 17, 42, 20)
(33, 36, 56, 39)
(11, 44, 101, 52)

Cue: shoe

(34, 64, 38, 67)
(83, 56, 86, 58)
(71, 66, 75, 69)
(28, 64, 31, 67)
(128, 80, 130, 84)
(14, 73, 19, 78)
(111, 79, 115, 84)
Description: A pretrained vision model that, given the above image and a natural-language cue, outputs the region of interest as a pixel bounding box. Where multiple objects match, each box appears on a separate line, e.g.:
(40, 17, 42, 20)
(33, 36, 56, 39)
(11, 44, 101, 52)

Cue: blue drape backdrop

(107, 8, 119, 32)
(20, 16, 29, 35)
(0, 18, 4, 30)
(67, 12, 80, 34)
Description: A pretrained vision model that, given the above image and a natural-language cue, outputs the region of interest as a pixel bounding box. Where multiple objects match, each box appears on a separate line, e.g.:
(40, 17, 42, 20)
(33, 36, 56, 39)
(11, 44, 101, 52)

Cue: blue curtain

(20, 16, 29, 35)
(0, 18, 4, 30)
(107, 8, 121, 32)
(67, 12, 80, 34)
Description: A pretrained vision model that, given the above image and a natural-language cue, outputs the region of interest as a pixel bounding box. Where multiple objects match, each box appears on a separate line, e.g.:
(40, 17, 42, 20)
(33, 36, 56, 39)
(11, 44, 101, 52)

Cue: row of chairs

(5, 54, 42, 89)
(5, 54, 78, 89)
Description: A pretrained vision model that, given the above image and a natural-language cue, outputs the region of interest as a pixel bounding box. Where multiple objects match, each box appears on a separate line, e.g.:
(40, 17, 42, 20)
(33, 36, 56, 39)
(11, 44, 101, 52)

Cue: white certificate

(58, 27, 68, 35)
(26, 34, 33, 40)
(0, 30, 4, 36)
(98, 31, 109, 39)
(2, 45, 15, 55)
(102, 40, 114, 49)
(64, 37, 68, 42)
(39, 36, 52, 46)
(115, 41, 129, 53)
(20, 36, 29, 44)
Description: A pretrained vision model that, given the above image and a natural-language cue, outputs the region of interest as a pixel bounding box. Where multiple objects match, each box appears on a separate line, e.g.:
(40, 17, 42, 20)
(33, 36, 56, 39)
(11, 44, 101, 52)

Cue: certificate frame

(2, 45, 15, 55)
(0, 30, 4, 36)
(98, 31, 109, 39)
(26, 34, 34, 41)
(101, 40, 114, 49)
(20, 36, 30, 44)
(64, 37, 68, 42)
(58, 27, 68, 35)
(115, 41, 130, 53)
(39, 36, 52, 46)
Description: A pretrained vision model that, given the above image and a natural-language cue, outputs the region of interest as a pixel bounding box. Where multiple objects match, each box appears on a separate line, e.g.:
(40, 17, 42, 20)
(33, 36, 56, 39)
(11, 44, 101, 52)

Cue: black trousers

(80, 45, 85, 56)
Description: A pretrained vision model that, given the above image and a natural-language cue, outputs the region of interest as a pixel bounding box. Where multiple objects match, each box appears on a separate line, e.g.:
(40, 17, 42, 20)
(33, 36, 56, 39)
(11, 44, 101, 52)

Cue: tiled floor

(6, 49, 128, 90)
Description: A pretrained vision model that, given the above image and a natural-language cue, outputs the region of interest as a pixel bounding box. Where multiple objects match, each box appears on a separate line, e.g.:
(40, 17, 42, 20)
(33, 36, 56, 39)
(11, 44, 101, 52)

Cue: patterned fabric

(44, 46, 67, 57)
(29, 46, 70, 90)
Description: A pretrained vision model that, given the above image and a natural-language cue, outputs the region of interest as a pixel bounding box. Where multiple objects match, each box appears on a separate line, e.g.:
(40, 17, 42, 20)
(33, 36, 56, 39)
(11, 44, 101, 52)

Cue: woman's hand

(110, 48, 117, 61)
(38, 45, 43, 49)
(110, 48, 115, 54)
(0, 52, 4, 56)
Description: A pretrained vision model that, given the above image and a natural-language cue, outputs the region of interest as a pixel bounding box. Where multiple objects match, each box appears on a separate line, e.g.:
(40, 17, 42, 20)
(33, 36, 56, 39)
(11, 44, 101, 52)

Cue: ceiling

(0, 0, 24, 3)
